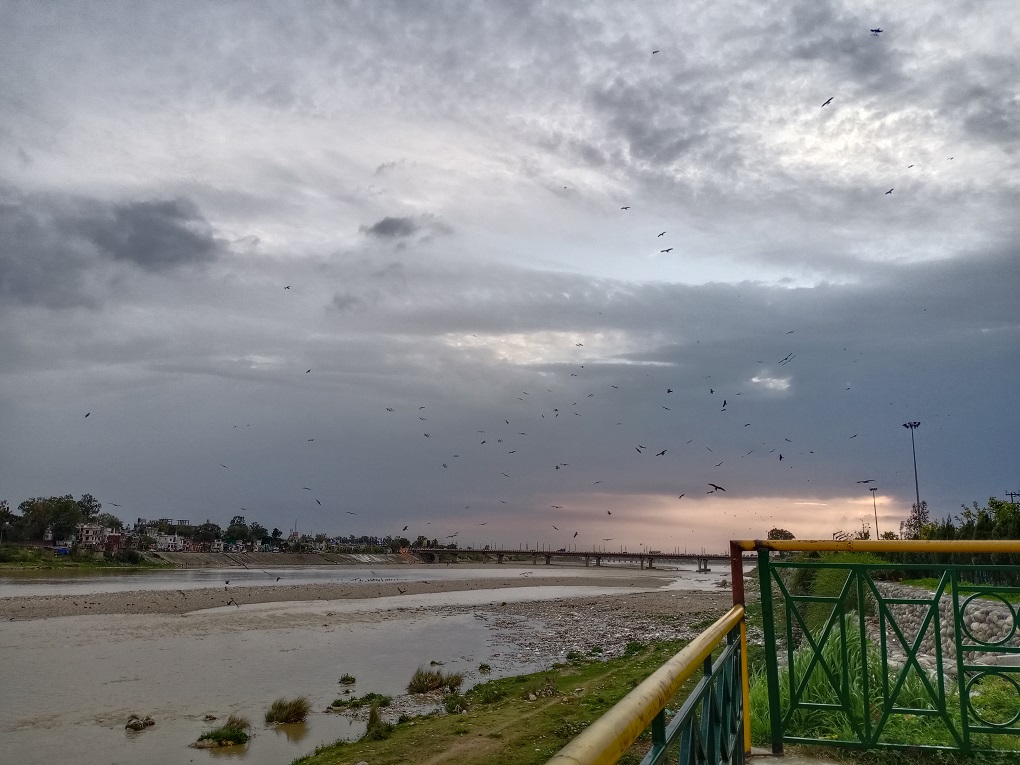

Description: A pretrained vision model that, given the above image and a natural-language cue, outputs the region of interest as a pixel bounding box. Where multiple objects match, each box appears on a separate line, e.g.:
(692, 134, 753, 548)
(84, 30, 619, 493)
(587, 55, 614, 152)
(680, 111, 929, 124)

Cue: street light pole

(869, 487, 879, 538)
(902, 421, 922, 512)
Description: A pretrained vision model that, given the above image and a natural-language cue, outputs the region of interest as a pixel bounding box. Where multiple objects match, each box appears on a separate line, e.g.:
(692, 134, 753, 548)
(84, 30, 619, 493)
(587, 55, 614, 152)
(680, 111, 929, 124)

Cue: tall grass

(750, 617, 943, 746)
(196, 714, 252, 746)
(265, 696, 311, 724)
(407, 667, 464, 694)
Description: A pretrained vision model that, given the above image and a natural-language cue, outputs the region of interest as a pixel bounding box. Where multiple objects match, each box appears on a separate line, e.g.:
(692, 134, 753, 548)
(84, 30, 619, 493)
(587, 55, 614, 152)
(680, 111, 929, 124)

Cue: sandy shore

(0, 570, 685, 620)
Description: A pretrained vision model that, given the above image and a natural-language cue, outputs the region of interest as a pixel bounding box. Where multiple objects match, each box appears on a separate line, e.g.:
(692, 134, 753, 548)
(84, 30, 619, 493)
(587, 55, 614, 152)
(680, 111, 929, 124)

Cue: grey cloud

(359, 215, 452, 240)
(78, 198, 219, 271)
(0, 192, 221, 308)
(361, 216, 420, 238)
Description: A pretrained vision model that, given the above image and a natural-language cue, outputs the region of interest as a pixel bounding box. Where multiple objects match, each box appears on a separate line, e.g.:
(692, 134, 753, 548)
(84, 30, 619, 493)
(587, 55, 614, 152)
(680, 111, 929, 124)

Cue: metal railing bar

(736, 539, 1020, 554)
(546, 605, 744, 765)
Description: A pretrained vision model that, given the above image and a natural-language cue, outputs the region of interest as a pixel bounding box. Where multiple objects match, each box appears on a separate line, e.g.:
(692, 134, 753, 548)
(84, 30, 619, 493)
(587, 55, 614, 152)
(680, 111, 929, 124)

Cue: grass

(362, 704, 393, 741)
(337, 673, 357, 685)
(330, 692, 391, 710)
(196, 714, 252, 747)
(407, 667, 463, 694)
(290, 638, 708, 765)
(266, 696, 312, 724)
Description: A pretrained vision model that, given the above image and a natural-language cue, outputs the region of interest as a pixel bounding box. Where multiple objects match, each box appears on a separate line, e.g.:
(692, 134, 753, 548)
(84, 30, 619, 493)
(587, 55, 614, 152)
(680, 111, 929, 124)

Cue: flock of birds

(81, 25, 936, 549)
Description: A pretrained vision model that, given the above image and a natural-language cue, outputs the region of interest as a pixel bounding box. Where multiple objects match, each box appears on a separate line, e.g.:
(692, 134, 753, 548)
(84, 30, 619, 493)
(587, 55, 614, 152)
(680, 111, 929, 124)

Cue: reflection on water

(272, 720, 310, 743)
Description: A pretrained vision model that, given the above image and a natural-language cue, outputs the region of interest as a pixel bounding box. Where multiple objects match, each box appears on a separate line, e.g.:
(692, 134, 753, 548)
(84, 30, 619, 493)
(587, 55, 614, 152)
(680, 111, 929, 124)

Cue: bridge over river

(408, 547, 753, 571)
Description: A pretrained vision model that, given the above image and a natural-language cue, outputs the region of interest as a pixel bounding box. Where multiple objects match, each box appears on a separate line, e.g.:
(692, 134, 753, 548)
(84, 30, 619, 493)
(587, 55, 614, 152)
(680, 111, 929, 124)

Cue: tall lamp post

(902, 421, 922, 512)
(869, 487, 879, 538)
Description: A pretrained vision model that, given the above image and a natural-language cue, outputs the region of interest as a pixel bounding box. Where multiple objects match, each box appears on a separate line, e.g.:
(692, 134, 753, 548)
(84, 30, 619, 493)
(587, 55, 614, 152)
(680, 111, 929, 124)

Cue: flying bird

(84, 412, 90, 418)
(346, 511, 357, 515)
(657, 231, 666, 237)
(856, 479, 876, 484)
(385, 407, 395, 412)
(870, 28, 882, 35)
(552, 525, 559, 530)
(551, 505, 563, 509)
(573, 531, 579, 538)
(620, 206, 631, 210)
(660, 248, 673, 253)
(305, 369, 311, 373)
(219, 464, 228, 469)
(402, 525, 408, 531)
(821, 97, 833, 107)
(708, 483, 726, 492)
(678, 494, 685, 499)
(850, 434, 858, 439)
(651, 49, 660, 54)
(284, 285, 291, 289)
(607, 510, 612, 515)
(656, 449, 667, 456)
(885, 189, 893, 195)
(109, 502, 121, 507)
(315, 499, 321, 505)
(662, 405, 671, 411)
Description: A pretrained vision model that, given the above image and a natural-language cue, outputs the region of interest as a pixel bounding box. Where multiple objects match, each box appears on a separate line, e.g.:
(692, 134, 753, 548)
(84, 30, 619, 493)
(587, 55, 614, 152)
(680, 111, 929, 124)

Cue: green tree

(77, 493, 102, 522)
(94, 512, 124, 531)
(249, 522, 269, 543)
(225, 515, 249, 543)
(271, 527, 282, 540)
(196, 522, 222, 544)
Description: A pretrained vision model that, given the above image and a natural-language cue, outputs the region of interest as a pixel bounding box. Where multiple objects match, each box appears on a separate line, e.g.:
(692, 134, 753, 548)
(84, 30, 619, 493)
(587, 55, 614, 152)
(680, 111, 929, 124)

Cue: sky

(1, 1, 1017, 552)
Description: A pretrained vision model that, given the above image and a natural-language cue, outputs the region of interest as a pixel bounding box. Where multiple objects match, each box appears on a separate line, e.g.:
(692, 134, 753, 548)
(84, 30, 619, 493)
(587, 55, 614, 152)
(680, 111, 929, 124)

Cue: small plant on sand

(265, 696, 311, 724)
(361, 704, 393, 741)
(338, 673, 356, 685)
(478, 662, 491, 674)
(194, 714, 252, 747)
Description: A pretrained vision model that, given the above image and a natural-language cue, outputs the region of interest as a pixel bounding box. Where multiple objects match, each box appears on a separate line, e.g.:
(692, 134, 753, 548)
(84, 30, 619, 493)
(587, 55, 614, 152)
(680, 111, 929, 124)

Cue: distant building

(154, 533, 184, 552)
(76, 524, 105, 550)
(175, 520, 191, 527)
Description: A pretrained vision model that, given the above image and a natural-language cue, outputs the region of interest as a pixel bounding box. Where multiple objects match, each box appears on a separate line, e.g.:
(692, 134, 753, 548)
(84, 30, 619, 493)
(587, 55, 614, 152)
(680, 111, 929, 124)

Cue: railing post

(730, 541, 752, 757)
(757, 546, 784, 755)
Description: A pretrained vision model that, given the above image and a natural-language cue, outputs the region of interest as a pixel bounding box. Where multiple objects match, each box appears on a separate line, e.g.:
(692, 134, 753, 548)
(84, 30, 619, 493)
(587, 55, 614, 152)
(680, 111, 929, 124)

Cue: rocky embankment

(867, 582, 1019, 675)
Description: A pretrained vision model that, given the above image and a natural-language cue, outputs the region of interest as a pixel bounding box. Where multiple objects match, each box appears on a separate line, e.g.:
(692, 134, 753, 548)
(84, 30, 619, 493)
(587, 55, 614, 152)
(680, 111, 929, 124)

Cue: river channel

(0, 565, 718, 765)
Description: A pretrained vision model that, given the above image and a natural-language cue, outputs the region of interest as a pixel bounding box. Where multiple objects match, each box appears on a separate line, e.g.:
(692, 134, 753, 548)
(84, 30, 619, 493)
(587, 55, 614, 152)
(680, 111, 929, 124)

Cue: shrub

(444, 693, 467, 714)
(196, 714, 252, 747)
(338, 673, 356, 685)
(478, 662, 491, 674)
(361, 704, 393, 741)
(407, 667, 463, 694)
(265, 696, 311, 724)
(624, 641, 645, 656)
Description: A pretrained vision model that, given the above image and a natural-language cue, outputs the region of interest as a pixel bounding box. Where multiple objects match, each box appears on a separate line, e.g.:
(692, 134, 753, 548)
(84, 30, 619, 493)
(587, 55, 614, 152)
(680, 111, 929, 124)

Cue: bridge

(408, 546, 740, 572)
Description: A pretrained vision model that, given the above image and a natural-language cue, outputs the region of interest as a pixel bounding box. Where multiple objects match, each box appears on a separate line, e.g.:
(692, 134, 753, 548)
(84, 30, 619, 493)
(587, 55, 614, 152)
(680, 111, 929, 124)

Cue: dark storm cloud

(359, 215, 452, 240)
(0, 192, 221, 308)
(78, 198, 219, 271)
(360, 216, 420, 238)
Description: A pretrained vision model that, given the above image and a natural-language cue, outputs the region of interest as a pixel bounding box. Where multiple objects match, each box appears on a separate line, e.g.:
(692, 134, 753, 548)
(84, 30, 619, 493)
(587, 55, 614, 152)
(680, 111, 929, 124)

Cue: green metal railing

(546, 605, 747, 765)
(547, 539, 1020, 765)
(745, 539, 1020, 757)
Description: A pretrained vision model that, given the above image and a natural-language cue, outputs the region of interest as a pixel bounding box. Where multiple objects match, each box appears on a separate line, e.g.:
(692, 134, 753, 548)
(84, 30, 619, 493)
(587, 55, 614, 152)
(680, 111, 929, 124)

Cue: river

(0, 565, 722, 765)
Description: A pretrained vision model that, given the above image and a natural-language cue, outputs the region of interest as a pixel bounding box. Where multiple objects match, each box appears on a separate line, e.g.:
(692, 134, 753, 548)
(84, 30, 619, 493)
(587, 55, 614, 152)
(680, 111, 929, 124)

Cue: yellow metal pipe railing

(734, 539, 1020, 554)
(546, 604, 745, 765)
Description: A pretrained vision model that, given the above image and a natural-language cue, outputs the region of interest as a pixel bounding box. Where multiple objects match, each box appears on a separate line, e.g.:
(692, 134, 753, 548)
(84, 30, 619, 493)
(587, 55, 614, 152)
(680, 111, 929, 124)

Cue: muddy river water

(0, 565, 721, 765)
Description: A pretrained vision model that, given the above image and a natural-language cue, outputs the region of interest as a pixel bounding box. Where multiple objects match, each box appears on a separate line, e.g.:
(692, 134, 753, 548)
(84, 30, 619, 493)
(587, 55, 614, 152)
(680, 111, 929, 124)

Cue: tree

(94, 512, 124, 531)
(196, 522, 222, 544)
(249, 522, 269, 543)
(767, 528, 795, 540)
(225, 515, 249, 543)
(77, 494, 102, 522)
(900, 500, 930, 540)
(271, 528, 282, 540)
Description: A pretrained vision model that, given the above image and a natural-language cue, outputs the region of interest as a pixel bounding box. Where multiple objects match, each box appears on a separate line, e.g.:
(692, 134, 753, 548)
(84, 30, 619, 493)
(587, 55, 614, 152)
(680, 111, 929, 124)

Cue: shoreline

(0, 569, 687, 620)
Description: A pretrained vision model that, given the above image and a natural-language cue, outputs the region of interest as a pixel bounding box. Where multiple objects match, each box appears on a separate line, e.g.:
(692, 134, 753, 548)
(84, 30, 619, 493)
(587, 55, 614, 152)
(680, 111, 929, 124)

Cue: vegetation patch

(337, 673, 357, 685)
(407, 667, 463, 694)
(193, 714, 252, 748)
(329, 692, 392, 710)
(265, 696, 311, 725)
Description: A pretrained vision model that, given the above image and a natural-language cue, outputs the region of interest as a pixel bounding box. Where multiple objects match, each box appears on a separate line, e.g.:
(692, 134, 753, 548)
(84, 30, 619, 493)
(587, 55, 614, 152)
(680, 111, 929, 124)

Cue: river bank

(0, 569, 677, 620)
